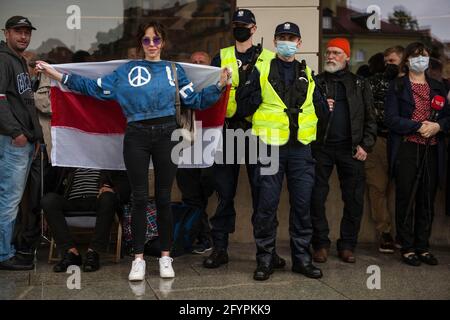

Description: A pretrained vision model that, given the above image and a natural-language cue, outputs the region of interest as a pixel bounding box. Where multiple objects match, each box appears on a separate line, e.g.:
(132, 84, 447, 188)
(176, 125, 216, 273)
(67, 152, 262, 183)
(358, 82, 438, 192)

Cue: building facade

(1, 0, 449, 245)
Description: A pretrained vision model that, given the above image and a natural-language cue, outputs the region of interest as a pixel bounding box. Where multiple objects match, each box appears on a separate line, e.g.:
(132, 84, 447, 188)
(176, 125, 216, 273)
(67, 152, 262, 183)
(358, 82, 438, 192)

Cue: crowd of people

(0, 9, 449, 284)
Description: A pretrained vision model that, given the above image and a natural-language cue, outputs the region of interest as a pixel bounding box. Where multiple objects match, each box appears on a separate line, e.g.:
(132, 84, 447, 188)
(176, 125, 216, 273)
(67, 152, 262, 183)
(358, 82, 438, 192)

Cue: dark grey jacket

(0, 40, 42, 141)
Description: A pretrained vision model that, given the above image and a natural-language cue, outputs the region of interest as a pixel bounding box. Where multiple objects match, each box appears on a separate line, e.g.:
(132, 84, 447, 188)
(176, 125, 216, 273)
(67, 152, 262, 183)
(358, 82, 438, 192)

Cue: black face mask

(384, 64, 400, 80)
(233, 27, 252, 42)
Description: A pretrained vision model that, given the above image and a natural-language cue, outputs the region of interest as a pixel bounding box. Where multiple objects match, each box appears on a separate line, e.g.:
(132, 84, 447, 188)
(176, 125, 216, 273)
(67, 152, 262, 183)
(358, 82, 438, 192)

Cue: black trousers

(14, 148, 57, 252)
(41, 192, 117, 254)
(394, 141, 437, 254)
(311, 143, 365, 252)
(176, 167, 214, 241)
(211, 162, 258, 250)
(123, 120, 178, 254)
(210, 126, 259, 250)
(253, 142, 315, 267)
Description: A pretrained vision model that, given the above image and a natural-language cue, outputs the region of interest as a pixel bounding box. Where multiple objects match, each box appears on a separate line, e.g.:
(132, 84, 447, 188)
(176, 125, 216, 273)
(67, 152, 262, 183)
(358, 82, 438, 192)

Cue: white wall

(237, 0, 320, 72)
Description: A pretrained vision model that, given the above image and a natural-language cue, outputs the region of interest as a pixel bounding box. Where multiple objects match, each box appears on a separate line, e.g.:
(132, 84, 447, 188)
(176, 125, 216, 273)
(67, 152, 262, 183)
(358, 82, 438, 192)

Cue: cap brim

(9, 24, 36, 30)
(274, 31, 301, 37)
(232, 18, 255, 24)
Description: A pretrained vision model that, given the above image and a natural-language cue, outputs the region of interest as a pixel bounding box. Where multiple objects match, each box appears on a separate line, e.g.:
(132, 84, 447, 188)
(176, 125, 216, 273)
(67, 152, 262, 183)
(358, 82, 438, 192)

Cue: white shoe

(159, 256, 175, 278)
(128, 258, 146, 281)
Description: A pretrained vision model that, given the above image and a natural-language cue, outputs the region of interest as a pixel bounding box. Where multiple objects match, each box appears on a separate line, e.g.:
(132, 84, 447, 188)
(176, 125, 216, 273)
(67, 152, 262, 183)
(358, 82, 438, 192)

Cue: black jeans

(41, 192, 117, 254)
(395, 141, 437, 254)
(311, 143, 365, 252)
(176, 167, 214, 241)
(123, 120, 178, 254)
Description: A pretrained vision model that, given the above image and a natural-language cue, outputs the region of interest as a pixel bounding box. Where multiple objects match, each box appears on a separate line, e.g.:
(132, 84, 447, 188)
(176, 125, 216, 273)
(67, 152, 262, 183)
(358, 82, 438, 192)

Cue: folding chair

(48, 211, 122, 263)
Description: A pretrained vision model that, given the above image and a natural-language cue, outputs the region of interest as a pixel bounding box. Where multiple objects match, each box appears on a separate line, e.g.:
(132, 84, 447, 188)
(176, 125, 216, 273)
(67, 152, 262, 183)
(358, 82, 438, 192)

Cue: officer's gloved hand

(235, 68, 262, 120)
(237, 68, 259, 99)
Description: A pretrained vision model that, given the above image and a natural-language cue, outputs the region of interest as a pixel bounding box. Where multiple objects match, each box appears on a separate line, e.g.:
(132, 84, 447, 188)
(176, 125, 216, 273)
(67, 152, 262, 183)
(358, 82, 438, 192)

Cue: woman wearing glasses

(385, 42, 449, 266)
(36, 21, 230, 281)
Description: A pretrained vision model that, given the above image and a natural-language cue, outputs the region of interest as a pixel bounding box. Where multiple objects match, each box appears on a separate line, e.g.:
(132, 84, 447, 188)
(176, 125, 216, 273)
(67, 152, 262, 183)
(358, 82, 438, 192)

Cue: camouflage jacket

(368, 72, 390, 136)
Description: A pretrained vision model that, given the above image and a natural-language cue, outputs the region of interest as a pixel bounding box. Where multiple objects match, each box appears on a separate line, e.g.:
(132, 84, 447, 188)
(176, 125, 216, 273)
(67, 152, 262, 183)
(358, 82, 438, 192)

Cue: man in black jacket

(311, 38, 377, 264)
(365, 46, 404, 253)
(0, 16, 43, 271)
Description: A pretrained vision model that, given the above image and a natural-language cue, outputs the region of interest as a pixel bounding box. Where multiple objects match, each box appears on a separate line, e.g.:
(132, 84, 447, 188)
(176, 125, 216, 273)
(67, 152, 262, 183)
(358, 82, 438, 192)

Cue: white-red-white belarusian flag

(50, 60, 228, 170)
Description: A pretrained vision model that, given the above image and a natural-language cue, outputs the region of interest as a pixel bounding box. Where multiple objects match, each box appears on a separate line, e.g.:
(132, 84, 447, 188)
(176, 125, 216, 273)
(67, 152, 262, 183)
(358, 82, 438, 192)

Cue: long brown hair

(136, 21, 167, 54)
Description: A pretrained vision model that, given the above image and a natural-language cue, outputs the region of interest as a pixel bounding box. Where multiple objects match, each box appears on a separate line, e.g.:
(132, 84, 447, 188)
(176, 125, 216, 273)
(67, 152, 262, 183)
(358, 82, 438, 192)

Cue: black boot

(273, 254, 286, 269)
(83, 250, 100, 272)
(0, 256, 34, 271)
(253, 264, 273, 281)
(53, 251, 82, 273)
(292, 263, 323, 279)
(203, 249, 228, 269)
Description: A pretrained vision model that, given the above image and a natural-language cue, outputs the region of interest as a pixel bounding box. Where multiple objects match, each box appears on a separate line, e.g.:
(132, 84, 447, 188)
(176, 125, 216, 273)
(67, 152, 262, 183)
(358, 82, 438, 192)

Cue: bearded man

(310, 38, 377, 264)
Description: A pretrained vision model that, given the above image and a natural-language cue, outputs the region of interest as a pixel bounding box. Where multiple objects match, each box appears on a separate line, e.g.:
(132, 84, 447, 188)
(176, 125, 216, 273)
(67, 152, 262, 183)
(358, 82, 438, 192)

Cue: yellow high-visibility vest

(220, 46, 275, 119)
(252, 58, 318, 146)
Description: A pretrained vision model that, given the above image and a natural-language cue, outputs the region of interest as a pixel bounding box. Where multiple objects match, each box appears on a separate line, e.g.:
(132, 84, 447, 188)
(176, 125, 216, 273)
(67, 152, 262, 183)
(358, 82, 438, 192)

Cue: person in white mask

(385, 42, 450, 267)
(238, 21, 329, 281)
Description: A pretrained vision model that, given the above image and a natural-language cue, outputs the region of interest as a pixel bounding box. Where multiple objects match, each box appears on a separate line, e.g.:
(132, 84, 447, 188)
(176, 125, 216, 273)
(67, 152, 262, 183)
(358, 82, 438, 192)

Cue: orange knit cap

(327, 38, 351, 57)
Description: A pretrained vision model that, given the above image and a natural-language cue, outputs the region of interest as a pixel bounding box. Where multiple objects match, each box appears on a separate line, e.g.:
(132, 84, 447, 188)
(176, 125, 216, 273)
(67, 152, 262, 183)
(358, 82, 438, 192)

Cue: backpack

(144, 202, 202, 257)
(122, 200, 158, 254)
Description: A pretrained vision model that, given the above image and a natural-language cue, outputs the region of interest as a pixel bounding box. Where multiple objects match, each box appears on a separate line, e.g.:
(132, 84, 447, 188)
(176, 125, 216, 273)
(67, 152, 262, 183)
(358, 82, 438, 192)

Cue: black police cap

(232, 9, 256, 25)
(274, 22, 301, 38)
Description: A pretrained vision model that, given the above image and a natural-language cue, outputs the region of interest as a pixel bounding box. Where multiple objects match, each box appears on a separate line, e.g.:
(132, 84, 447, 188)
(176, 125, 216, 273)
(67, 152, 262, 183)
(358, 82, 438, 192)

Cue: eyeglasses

(325, 50, 343, 57)
(141, 36, 162, 47)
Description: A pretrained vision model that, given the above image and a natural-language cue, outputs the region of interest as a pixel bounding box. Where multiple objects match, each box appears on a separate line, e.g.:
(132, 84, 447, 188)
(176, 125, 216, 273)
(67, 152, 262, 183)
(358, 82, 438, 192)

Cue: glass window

(320, 0, 450, 79)
(1, 0, 236, 63)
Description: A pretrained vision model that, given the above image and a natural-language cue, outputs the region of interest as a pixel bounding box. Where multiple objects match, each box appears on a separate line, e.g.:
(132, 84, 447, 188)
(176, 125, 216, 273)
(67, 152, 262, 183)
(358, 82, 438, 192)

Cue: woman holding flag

(36, 21, 230, 281)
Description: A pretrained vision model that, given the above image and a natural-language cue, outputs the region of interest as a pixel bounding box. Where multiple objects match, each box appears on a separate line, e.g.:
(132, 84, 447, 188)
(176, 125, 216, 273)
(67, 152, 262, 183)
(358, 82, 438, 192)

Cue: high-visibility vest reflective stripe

(220, 46, 275, 119)
(252, 60, 317, 146)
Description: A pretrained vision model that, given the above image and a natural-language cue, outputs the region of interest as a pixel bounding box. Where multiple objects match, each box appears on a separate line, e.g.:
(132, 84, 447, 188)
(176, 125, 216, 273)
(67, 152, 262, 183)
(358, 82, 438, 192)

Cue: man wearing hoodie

(0, 16, 43, 270)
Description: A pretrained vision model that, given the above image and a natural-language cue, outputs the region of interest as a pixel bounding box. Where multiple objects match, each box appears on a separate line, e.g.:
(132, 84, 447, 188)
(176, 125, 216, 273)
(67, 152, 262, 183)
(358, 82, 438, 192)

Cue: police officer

(203, 9, 285, 269)
(242, 22, 327, 280)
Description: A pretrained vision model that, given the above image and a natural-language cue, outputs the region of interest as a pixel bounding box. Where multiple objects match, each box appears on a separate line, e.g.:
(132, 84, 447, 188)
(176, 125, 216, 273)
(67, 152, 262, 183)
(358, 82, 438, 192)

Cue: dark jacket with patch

(0, 41, 42, 141)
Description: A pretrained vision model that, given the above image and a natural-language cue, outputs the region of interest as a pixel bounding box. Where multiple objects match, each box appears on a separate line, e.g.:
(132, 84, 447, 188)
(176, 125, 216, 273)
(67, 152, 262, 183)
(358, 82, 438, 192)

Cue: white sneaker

(128, 258, 146, 281)
(159, 256, 175, 278)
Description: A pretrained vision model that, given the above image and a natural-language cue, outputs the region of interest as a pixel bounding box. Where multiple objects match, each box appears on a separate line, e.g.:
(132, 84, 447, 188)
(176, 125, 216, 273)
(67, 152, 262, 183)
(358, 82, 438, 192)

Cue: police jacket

(236, 57, 328, 133)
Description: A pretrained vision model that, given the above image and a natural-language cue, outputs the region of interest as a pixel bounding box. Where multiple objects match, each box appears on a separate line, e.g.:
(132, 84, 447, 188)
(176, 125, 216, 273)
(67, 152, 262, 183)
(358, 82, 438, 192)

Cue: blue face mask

(276, 41, 298, 58)
(409, 55, 429, 73)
